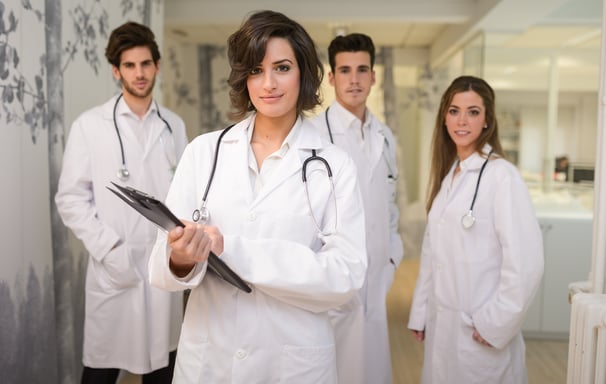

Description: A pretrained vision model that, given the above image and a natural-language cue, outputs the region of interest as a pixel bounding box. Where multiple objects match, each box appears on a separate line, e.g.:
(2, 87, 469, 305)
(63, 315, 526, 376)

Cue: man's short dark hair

(105, 21, 161, 68)
(328, 33, 375, 73)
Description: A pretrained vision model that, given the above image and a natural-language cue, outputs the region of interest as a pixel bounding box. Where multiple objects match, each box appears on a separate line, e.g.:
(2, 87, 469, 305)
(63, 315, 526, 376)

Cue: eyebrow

(271, 58, 294, 65)
(449, 104, 482, 109)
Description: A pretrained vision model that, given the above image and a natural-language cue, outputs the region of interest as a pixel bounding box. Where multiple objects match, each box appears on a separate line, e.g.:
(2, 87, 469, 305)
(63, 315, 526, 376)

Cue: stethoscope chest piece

(192, 206, 210, 224)
(461, 211, 475, 229)
(117, 167, 130, 181)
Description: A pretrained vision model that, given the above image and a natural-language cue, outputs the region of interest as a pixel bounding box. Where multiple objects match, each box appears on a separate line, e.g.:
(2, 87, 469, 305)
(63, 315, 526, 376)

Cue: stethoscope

(192, 122, 337, 235)
(461, 150, 493, 229)
(325, 107, 397, 180)
(113, 93, 173, 181)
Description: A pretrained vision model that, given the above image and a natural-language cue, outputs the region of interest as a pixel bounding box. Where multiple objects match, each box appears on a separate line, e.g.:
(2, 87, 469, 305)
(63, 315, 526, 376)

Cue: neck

(121, 92, 152, 119)
(252, 113, 297, 145)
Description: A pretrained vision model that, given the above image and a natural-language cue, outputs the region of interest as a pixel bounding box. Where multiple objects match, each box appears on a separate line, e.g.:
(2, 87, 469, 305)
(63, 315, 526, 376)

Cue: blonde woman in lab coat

(149, 10, 367, 384)
(408, 76, 544, 384)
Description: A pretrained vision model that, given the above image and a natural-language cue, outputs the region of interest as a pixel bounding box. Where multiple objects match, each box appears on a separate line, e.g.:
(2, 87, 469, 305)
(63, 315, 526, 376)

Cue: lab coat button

(249, 212, 256, 221)
(235, 349, 248, 359)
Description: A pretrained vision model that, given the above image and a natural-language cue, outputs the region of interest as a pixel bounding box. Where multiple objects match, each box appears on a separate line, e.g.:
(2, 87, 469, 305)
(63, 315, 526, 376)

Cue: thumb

(168, 226, 184, 242)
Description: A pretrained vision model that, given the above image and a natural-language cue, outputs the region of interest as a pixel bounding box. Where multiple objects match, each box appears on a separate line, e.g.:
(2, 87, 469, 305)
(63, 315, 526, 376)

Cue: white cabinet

(522, 212, 593, 339)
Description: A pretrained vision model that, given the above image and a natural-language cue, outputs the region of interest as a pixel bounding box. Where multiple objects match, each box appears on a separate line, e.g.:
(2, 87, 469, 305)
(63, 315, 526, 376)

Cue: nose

(135, 64, 145, 78)
(457, 112, 468, 125)
(262, 71, 277, 90)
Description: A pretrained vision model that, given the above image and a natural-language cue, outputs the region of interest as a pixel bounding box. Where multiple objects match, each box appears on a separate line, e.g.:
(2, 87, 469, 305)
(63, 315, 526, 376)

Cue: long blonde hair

(426, 76, 505, 213)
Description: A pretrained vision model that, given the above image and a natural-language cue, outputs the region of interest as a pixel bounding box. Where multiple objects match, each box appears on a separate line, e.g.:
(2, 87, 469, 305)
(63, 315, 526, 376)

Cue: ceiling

(164, 0, 603, 91)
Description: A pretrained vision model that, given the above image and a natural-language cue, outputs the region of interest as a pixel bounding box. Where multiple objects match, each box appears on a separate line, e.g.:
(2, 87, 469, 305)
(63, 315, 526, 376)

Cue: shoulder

(69, 98, 114, 134)
(487, 157, 527, 187)
(157, 105, 186, 130)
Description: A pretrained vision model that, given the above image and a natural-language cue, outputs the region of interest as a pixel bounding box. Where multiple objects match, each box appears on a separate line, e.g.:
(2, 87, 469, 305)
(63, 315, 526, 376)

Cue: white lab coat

(408, 146, 544, 384)
(55, 95, 188, 373)
(149, 115, 368, 384)
(311, 101, 404, 384)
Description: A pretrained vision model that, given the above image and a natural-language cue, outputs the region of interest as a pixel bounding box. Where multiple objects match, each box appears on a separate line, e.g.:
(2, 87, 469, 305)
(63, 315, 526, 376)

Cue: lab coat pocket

(459, 323, 512, 383)
(173, 340, 224, 384)
(96, 243, 141, 290)
(280, 344, 336, 383)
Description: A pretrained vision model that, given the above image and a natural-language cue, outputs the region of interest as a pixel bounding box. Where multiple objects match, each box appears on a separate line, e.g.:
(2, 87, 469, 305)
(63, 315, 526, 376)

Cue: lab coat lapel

(437, 150, 489, 217)
(221, 121, 255, 207)
(251, 121, 320, 208)
(147, 103, 166, 156)
(108, 95, 146, 160)
(368, 119, 386, 174)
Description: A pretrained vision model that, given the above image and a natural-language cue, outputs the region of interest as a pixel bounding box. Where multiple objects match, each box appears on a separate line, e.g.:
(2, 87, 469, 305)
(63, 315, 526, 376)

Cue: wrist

(169, 258, 196, 277)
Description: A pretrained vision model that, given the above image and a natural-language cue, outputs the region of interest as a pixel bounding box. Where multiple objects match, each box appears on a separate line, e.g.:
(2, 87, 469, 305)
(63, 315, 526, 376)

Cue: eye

(469, 109, 481, 116)
(276, 64, 291, 72)
(250, 67, 262, 75)
(447, 108, 458, 115)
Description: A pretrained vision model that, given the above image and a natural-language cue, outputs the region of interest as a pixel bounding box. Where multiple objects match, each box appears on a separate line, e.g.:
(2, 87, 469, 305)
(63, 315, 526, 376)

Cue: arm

(472, 168, 544, 349)
(55, 118, 122, 261)
(385, 130, 404, 268)
(407, 224, 433, 332)
(221, 153, 368, 313)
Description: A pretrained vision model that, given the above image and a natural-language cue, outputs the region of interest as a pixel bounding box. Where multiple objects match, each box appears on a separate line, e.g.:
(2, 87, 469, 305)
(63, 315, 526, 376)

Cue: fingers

(410, 329, 425, 342)
(169, 222, 212, 265)
(472, 329, 493, 347)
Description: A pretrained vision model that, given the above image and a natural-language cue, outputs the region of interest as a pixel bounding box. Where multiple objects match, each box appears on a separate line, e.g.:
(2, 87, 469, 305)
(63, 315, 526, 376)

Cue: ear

(111, 65, 121, 81)
(328, 71, 335, 86)
(371, 69, 376, 86)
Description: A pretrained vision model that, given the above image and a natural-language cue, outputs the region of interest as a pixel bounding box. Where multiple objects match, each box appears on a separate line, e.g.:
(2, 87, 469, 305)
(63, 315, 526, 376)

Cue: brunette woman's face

(444, 90, 487, 160)
(246, 37, 300, 120)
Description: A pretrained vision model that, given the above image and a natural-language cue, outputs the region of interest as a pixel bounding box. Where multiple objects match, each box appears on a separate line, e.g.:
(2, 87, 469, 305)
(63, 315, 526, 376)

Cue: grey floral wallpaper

(0, 0, 163, 382)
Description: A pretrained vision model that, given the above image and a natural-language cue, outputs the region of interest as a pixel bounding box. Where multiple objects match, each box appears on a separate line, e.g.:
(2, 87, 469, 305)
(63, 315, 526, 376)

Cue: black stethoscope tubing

(193, 121, 336, 234)
(202, 125, 234, 203)
(461, 150, 493, 229)
(468, 150, 493, 212)
(324, 106, 396, 180)
(113, 93, 173, 180)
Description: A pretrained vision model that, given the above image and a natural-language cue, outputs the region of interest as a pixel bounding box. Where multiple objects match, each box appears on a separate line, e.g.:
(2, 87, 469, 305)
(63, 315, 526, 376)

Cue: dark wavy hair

(327, 33, 376, 72)
(226, 10, 324, 120)
(105, 21, 161, 68)
(426, 75, 504, 212)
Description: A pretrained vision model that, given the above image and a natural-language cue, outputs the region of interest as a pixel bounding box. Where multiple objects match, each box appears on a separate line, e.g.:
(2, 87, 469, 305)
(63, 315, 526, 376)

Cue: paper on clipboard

(107, 182, 252, 293)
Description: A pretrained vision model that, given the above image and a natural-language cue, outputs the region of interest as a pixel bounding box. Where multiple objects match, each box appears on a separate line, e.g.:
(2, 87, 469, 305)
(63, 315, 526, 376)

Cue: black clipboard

(107, 182, 252, 293)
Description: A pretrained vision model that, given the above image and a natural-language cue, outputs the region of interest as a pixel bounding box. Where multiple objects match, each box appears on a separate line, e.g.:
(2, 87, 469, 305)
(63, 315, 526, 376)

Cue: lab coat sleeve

(149, 229, 209, 291)
(55, 117, 122, 261)
(472, 167, 544, 349)
(407, 226, 433, 331)
(149, 141, 211, 291)
(386, 130, 404, 268)
(222, 154, 368, 313)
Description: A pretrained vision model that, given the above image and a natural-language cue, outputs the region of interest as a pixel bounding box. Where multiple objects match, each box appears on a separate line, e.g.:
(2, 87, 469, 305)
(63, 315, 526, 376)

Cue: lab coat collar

(216, 114, 326, 208)
(458, 143, 493, 172)
(328, 100, 388, 172)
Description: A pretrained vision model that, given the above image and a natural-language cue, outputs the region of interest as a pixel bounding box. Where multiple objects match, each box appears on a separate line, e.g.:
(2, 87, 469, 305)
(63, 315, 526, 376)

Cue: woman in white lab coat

(149, 10, 367, 384)
(407, 76, 544, 384)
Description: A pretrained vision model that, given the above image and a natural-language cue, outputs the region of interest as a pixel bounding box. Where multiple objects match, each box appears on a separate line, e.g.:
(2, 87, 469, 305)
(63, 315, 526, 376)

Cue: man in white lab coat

(55, 22, 188, 383)
(311, 33, 404, 384)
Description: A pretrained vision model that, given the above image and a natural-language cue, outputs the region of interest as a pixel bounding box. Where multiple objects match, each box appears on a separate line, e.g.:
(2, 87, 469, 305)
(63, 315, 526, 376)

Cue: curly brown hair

(226, 10, 323, 120)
